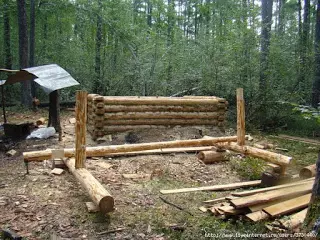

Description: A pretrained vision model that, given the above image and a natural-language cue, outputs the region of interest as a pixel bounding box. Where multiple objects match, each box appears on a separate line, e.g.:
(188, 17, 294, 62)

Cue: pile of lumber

(200, 178, 314, 231)
(87, 94, 228, 139)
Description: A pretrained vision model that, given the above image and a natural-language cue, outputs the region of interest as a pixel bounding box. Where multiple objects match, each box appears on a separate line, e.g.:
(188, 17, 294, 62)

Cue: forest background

(1, 0, 320, 132)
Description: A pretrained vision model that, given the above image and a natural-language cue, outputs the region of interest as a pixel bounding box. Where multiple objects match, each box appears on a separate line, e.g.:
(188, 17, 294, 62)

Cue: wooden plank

(278, 208, 308, 230)
(203, 196, 238, 204)
(246, 210, 269, 222)
(75, 90, 87, 169)
(237, 88, 245, 146)
(263, 194, 311, 217)
(230, 182, 313, 208)
(160, 180, 261, 194)
(248, 198, 289, 212)
(232, 178, 314, 197)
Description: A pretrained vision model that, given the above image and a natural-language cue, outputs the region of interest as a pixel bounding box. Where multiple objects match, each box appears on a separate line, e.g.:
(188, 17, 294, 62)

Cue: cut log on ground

(197, 151, 226, 164)
(230, 181, 313, 209)
(63, 157, 114, 213)
(160, 180, 261, 194)
(299, 164, 316, 179)
(221, 142, 292, 170)
(23, 136, 239, 162)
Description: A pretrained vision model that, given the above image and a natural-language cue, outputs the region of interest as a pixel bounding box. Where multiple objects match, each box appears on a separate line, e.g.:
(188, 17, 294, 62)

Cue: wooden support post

(1, 85, 7, 123)
(237, 88, 245, 146)
(75, 91, 87, 169)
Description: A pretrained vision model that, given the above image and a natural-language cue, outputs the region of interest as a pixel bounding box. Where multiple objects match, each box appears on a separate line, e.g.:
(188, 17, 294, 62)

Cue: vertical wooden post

(1, 85, 7, 123)
(75, 90, 87, 168)
(237, 88, 245, 146)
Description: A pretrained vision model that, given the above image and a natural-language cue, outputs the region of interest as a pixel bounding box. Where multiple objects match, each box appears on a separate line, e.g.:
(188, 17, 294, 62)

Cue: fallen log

(160, 180, 261, 194)
(63, 157, 114, 213)
(299, 164, 316, 179)
(197, 151, 226, 164)
(23, 136, 238, 162)
(230, 181, 313, 209)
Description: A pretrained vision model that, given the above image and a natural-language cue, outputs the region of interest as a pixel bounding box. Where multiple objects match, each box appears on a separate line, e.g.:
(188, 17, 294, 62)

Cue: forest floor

(0, 108, 319, 240)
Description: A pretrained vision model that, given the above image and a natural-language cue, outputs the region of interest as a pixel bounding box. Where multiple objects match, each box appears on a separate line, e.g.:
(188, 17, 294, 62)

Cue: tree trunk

(4, 0, 12, 70)
(278, 0, 286, 34)
(48, 90, 61, 141)
(29, 0, 37, 98)
(297, 0, 311, 91)
(17, 0, 32, 107)
(304, 151, 320, 232)
(312, 1, 320, 107)
(93, 0, 103, 95)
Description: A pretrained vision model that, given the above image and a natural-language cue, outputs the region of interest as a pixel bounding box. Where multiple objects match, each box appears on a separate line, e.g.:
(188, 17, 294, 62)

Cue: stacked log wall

(87, 94, 228, 139)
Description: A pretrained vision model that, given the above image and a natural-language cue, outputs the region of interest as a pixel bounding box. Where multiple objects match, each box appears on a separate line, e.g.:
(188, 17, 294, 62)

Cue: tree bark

(304, 151, 320, 232)
(48, 90, 61, 141)
(4, 0, 12, 70)
(312, 1, 320, 107)
(93, 0, 103, 95)
(29, 0, 37, 98)
(17, 0, 32, 107)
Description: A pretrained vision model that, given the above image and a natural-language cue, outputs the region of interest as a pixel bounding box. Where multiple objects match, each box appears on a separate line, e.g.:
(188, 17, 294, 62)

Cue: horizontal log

(221, 142, 292, 167)
(102, 104, 227, 112)
(103, 112, 225, 120)
(102, 96, 226, 105)
(63, 157, 114, 213)
(23, 136, 238, 162)
(103, 119, 219, 126)
(299, 164, 316, 179)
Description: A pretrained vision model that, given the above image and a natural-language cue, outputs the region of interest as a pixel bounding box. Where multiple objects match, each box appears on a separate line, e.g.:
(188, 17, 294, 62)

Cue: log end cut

(99, 195, 115, 213)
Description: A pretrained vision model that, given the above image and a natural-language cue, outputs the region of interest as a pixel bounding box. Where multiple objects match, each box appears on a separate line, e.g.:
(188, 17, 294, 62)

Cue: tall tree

(4, 0, 12, 70)
(30, 0, 37, 98)
(312, 0, 320, 107)
(17, 0, 32, 107)
(93, 0, 103, 94)
(259, 0, 273, 92)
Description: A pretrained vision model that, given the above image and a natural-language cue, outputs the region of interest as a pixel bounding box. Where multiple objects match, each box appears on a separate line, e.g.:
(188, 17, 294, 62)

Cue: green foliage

(230, 156, 267, 180)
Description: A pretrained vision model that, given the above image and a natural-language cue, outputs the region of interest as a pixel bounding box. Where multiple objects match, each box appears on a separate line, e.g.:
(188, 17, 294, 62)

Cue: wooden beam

(278, 208, 308, 230)
(246, 210, 269, 222)
(75, 91, 87, 169)
(230, 181, 313, 209)
(263, 194, 311, 217)
(23, 136, 239, 162)
(63, 157, 114, 213)
(160, 180, 261, 194)
(237, 88, 245, 146)
(222, 142, 292, 167)
(232, 178, 314, 197)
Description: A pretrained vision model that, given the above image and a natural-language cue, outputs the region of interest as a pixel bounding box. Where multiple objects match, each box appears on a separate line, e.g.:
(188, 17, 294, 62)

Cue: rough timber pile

(199, 177, 314, 231)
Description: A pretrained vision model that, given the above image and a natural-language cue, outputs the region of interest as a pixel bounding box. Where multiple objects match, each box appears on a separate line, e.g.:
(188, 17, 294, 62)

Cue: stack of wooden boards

(87, 94, 228, 139)
(200, 178, 314, 231)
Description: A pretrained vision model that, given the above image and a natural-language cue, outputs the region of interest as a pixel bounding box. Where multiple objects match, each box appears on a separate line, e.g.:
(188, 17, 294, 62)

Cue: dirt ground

(0, 109, 246, 240)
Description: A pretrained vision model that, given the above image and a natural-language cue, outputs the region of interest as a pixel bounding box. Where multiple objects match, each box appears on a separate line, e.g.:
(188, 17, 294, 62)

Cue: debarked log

(63, 157, 114, 213)
(23, 136, 239, 162)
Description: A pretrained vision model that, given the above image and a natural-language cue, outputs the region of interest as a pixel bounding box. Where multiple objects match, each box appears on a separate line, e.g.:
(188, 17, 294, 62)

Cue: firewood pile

(200, 177, 314, 232)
